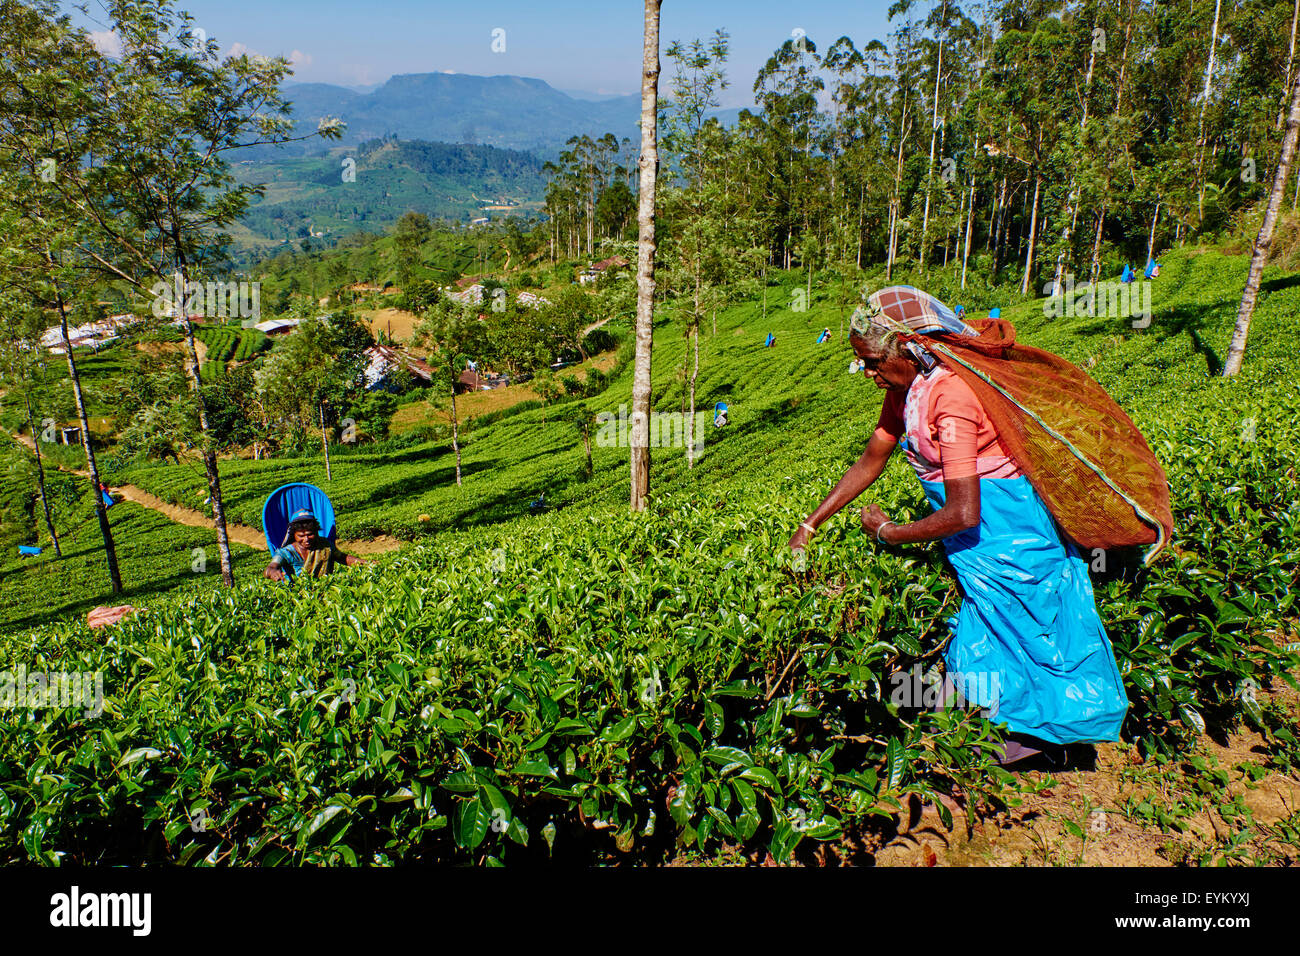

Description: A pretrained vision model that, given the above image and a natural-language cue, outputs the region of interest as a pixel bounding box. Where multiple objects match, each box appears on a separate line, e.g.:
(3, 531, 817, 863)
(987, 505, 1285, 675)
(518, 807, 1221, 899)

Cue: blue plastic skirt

(919, 476, 1129, 744)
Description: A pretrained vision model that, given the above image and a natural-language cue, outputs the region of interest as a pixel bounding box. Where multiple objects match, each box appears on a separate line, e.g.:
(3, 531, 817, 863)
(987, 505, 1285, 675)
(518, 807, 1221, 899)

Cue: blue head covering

(283, 508, 320, 546)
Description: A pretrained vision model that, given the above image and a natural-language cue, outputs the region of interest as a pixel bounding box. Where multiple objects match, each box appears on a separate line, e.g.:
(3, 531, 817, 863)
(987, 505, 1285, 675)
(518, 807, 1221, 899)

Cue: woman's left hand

(860, 503, 893, 539)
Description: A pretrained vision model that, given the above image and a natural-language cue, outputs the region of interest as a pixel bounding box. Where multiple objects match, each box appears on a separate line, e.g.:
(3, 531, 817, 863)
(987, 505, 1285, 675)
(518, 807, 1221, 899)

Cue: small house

(253, 318, 302, 337)
(579, 255, 630, 285)
(515, 291, 552, 309)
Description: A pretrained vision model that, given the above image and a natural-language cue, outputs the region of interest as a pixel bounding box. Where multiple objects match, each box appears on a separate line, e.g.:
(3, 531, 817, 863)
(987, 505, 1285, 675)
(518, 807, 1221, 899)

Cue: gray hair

(848, 322, 907, 360)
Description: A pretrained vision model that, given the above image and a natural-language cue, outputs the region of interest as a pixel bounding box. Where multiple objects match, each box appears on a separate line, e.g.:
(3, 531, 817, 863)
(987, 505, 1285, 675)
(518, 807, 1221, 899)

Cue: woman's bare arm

(864, 475, 981, 544)
(789, 432, 896, 549)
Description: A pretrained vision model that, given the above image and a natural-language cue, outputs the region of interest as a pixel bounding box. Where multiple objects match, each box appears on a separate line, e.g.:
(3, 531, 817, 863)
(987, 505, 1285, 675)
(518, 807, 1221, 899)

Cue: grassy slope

(117, 246, 1298, 539)
(0, 443, 261, 631)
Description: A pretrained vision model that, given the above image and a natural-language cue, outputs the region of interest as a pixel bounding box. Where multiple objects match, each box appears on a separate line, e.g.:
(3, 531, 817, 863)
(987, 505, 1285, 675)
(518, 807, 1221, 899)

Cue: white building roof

(253, 318, 302, 334)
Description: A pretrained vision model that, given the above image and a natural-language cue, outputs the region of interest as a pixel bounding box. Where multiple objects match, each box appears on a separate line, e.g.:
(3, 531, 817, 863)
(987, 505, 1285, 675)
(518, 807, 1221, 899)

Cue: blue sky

(69, 1, 904, 106)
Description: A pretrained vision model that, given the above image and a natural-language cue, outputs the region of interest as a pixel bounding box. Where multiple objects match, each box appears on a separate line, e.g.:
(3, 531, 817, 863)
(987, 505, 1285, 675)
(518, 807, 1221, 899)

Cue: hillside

(99, 247, 1300, 541)
(234, 139, 549, 244)
(2, 245, 1298, 865)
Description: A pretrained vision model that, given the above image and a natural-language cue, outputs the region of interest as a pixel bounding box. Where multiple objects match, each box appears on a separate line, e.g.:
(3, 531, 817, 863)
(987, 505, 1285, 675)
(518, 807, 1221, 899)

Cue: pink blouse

(873, 367, 1022, 483)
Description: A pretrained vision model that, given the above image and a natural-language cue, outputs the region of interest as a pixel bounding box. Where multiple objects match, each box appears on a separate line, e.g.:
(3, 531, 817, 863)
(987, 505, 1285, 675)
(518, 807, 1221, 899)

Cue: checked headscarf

(850, 286, 978, 370)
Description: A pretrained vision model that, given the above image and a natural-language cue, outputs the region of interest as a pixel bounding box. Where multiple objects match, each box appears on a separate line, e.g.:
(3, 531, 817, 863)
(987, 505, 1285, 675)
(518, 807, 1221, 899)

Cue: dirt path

(6, 429, 402, 555)
(112, 483, 266, 548)
(865, 673, 1300, 868)
(582, 315, 612, 337)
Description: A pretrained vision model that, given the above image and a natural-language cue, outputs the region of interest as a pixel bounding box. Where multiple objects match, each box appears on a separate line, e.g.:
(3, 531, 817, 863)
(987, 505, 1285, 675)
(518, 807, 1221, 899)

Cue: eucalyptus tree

(0, 293, 63, 556)
(0, 1, 122, 590)
(35, 0, 344, 586)
(824, 35, 893, 272)
(411, 295, 486, 488)
(1225, 66, 1300, 377)
(662, 29, 730, 468)
(753, 35, 825, 271)
(631, 0, 662, 512)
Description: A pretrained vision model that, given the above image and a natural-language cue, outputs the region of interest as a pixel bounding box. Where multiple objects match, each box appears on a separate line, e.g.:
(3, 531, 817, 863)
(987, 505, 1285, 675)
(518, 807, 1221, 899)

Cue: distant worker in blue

(264, 508, 367, 582)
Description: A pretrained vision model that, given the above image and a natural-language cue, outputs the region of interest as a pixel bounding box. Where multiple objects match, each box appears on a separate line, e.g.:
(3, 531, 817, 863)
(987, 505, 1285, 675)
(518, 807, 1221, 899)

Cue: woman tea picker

(264, 508, 367, 583)
(788, 287, 1174, 766)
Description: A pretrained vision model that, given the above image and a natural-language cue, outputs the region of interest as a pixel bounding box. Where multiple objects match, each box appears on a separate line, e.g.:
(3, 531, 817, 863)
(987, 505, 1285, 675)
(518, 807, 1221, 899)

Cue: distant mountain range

(262, 73, 644, 157)
(227, 72, 746, 252)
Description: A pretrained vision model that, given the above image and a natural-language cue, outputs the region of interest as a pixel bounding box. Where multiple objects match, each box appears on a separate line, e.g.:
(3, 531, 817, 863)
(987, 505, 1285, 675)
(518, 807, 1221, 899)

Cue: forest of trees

(546, 0, 1299, 298)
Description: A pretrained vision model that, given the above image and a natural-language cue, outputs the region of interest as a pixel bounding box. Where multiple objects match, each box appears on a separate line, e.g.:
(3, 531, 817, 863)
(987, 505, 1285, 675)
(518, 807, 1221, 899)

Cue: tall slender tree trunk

(320, 402, 332, 481)
(686, 324, 699, 470)
(1090, 5, 1135, 283)
(856, 181, 865, 268)
(961, 179, 976, 289)
(1224, 67, 1300, 377)
(1056, 38, 1098, 294)
(587, 163, 595, 257)
(450, 383, 463, 485)
(1021, 173, 1042, 295)
(24, 393, 61, 557)
(1146, 200, 1161, 263)
(630, 0, 661, 512)
(886, 200, 898, 279)
(991, 174, 1008, 277)
(1285, 0, 1300, 131)
(1007, 182, 1026, 277)
(1090, 204, 1108, 284)
(887, 107, 909, 280)
(52, 278, 120, 592)
(175, 270, 235, 586)
(919, 2, 948, 272)
(1196, 0, 1223, 225)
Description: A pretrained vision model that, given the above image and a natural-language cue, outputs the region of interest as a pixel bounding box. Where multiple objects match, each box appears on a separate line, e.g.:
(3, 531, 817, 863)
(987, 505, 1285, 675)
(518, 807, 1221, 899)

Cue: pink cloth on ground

(87, 605, 136, 629)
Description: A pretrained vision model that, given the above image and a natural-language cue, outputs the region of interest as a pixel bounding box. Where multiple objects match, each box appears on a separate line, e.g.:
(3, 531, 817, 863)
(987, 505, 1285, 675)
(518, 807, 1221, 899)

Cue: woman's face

(851, 338, 918, 391)
(293, 526, 317, 548)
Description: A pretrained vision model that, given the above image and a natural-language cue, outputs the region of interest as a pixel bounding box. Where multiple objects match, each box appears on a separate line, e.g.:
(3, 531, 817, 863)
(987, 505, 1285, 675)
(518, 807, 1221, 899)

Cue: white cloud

(228, 42, 250, 58)
(88, 30, 122, 58)
(338, 64, 379, 87)
(289, 49, 312, 68)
